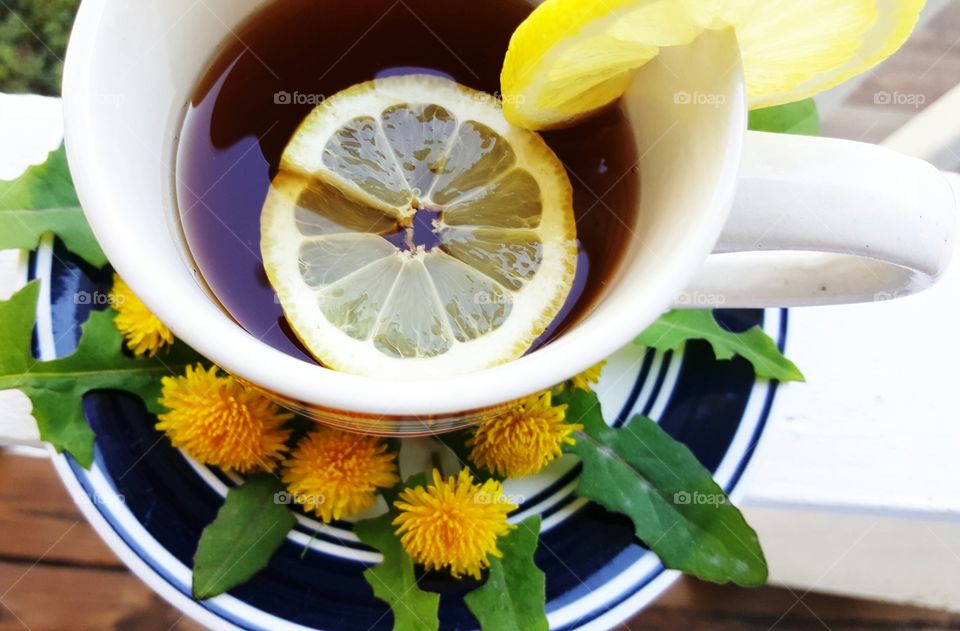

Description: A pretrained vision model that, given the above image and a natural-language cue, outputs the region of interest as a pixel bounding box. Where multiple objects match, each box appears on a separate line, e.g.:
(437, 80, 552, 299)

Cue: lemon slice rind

(501, 0, 924, 129)
(261, 75, 577, 379)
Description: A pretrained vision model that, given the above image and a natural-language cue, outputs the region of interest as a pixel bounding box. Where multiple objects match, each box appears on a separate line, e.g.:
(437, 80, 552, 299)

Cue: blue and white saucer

(33, 239, 784, 630)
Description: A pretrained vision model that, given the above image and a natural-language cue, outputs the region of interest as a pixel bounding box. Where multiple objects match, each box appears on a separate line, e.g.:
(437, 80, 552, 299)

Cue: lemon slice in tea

(260, 75, 577, 379)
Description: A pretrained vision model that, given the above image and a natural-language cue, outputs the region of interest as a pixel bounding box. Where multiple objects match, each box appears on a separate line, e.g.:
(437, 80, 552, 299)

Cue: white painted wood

(745, 507, 960, 612)
(0, 93, 64, 179)
(883, 83, 960, 169)
(0, 390, 40, 448)
(0, 249, 27, 299)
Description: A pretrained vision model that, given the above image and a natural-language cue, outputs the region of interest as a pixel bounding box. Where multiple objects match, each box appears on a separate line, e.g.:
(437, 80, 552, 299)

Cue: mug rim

(61, 0, 747, 417)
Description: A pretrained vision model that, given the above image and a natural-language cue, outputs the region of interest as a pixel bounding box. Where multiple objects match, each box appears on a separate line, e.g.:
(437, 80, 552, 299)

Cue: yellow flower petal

(157, 364, 292, 473)
(110, 273, 173, 356)
(282, 428, 399, 523)
(468, 391, 579, 478)
(394, 469, 516, 579)
(570, 360, 606, 393)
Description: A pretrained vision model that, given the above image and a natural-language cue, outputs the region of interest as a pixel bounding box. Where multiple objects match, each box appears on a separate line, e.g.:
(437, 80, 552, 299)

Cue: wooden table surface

(1, 454, 958, 631)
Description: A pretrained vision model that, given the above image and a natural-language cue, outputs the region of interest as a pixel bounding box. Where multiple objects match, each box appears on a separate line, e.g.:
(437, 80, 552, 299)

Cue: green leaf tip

(0, 282, 204, 468)
(748, 98, 820, 136)
(558, 389, 768, 586)
(635, 310, 804, 382)
(192, 474, 295, 599)
(465, 515, 547, 631)
(355, 512, 440, 631)
(0, 145, 106, 267)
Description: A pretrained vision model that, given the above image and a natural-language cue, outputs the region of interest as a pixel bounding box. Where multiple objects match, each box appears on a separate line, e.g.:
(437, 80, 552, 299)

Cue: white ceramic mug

(62, 0, 957, 434)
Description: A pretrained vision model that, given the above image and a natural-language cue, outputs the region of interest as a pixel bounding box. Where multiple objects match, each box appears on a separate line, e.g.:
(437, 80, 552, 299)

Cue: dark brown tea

(176, 0, 639, 364)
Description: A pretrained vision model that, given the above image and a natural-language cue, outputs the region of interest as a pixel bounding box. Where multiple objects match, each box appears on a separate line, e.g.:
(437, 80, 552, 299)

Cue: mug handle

(678, 131, 958, 308)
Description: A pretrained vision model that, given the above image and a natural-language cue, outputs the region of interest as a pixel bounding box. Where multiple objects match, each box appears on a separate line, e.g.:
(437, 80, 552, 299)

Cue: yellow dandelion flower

(157, 364, 292, 473)
(570, 361, 606, 392)
(282, 428, 399, 523)
(393, 469, 516, 579)
(110, 273, 174, 356)
(467, 391, 580, 478)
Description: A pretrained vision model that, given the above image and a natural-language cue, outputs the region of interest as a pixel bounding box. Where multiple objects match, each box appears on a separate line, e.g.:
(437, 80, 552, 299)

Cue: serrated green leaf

(557, 389, 768, 586)
(0, 282, 205, 466)
(464, 515, 547, 631)
(0, 145, 106, 267)
(635, 310, 803, 382)
(748, 99, 819, 136)
(0, 146, 78, 208)
(355, 509, 440, 631)
(193, 474, 295, 599)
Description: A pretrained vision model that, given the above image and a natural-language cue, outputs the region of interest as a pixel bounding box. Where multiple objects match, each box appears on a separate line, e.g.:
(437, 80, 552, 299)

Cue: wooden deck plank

(820, 0, 960, 144)
(0, 561, 205, 631)
(0, 456, 121, 568)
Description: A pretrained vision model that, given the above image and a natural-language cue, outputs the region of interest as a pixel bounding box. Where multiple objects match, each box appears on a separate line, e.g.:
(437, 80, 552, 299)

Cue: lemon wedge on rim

(501, 0, 924, 129)
(260, 75, 577, 379)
